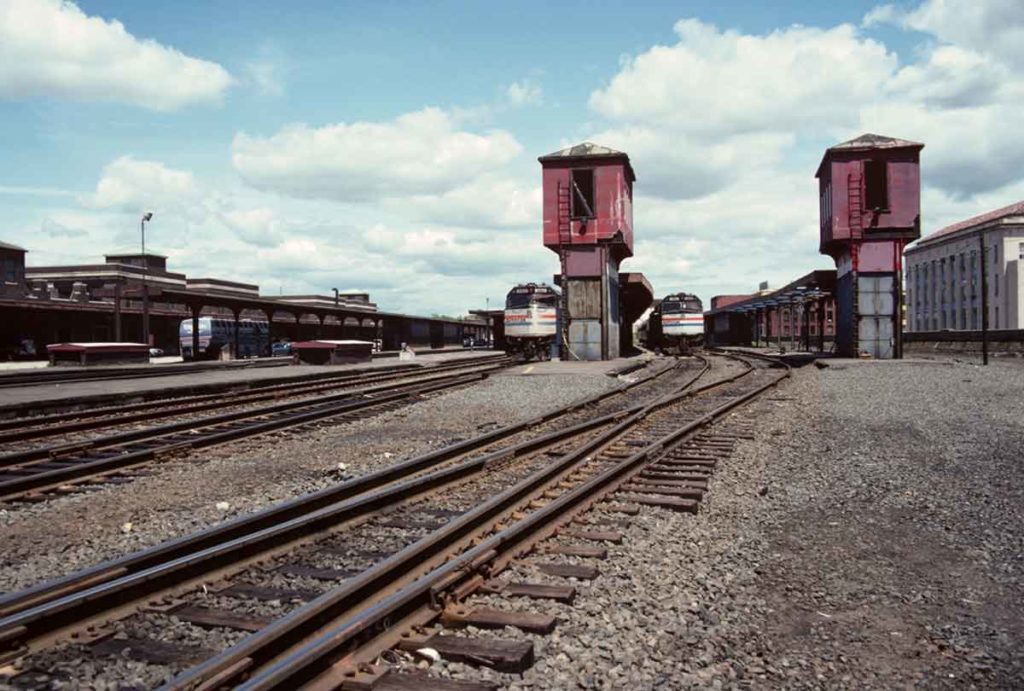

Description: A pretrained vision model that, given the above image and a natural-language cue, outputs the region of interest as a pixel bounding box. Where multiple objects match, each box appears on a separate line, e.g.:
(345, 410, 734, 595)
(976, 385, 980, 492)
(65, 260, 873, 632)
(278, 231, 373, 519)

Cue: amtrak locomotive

(646, 292, 704, 353)
(504, 283, 559, 360)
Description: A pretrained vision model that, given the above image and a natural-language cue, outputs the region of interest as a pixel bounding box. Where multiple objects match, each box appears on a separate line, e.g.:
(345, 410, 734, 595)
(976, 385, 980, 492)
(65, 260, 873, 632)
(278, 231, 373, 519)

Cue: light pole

(141, 212, 153, 347)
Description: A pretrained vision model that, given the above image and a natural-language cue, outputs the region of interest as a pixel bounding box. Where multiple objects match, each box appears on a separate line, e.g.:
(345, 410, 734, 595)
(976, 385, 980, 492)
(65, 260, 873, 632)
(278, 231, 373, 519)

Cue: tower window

(864, 160, 888, 210)
(570, 169, 595, 219)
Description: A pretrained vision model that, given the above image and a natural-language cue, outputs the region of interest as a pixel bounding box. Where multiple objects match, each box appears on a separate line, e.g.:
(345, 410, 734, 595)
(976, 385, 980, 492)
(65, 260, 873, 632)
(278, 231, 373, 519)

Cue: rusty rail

(0, 358, 695, 656)
(163, 356, 780, 690)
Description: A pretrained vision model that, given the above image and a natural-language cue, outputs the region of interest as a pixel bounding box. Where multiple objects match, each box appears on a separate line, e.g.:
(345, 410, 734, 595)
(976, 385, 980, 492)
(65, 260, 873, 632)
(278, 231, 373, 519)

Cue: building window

(995, 307, 999, 329)
(864, 160, 888, 210)
(994, 275, 999, 297)
(1019, 242, 1024, 260)
(2, 258, 17, 282)
(570, 169, 595, 219)
(993, 243, 998, 264)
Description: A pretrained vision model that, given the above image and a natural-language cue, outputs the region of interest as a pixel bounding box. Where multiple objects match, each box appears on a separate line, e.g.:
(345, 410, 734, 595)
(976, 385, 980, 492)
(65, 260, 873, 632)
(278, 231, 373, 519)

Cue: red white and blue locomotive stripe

(662, 313, 704, 335)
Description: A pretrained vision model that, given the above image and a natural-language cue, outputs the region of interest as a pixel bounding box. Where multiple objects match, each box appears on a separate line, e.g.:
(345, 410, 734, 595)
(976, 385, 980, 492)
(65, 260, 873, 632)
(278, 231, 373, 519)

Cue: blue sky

(2, 0, 1023, 314)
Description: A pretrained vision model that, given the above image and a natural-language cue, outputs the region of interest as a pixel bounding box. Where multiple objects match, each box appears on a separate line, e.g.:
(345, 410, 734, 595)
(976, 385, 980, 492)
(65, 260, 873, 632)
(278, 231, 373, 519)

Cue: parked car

(148, 347, 165, 358)
(272, 341, 292, 357)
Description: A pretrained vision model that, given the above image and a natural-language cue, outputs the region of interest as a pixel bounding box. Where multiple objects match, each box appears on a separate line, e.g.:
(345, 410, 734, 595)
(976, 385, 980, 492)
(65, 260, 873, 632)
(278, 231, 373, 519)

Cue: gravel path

(399, 358, 1023, 689)
(0, 368, 621, 596)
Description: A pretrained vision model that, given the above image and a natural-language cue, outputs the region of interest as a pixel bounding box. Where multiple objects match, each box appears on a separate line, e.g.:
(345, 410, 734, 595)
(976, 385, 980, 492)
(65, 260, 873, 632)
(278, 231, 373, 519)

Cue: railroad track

(0, 359, 293, 389)
(0, 353, 784, 689)
(0, 357, 515, 503)
(0, 354, 507, 446)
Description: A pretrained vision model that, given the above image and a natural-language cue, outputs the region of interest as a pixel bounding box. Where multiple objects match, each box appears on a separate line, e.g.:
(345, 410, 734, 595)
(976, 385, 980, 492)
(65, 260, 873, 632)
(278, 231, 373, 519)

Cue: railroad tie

(561, 529, 623, 543)
(535, 562, 599, 580)
(618, 493, 699, 513)
(90, 636, 214, 666)
(441, 606, 557, 634)
(372, 671, 498, 691)
(479, 580, 576, 604)
(397, 633, 534, 673)
(542, 544, 608, 559)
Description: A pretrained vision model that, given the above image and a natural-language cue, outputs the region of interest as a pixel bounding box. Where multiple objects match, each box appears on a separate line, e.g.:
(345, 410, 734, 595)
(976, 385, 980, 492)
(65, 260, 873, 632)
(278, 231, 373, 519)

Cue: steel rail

(0, 355, 507, 443)
(0, 359, 512, 472)
(0, 358, 511, 466)
(166, 355, 780, 690)
(0, 358, 693, 647)
(0, 353, 502, 423)
(0, 359, 292, 389)
(0, 372, 494, 503)
(0, 362, 514, 503)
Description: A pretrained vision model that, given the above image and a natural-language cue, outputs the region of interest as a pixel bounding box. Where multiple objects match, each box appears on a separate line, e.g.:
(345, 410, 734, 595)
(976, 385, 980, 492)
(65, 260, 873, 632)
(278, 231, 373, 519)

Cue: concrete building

(905, 200, 1024, 332)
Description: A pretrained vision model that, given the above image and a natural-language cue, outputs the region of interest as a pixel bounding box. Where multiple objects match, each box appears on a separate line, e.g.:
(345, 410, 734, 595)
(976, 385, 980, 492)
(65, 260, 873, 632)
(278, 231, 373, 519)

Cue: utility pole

(979, 233, 989, 365)
(141, 212, 153, 347)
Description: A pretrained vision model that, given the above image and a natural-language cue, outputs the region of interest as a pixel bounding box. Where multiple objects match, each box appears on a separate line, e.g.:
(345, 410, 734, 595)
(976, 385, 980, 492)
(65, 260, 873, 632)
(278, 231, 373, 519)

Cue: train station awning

(705, 270, 837, 315)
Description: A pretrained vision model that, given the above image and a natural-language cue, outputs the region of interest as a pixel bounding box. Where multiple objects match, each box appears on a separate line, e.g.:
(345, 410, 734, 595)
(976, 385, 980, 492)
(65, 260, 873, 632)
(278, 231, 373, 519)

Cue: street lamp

(141, 212, 153, 347)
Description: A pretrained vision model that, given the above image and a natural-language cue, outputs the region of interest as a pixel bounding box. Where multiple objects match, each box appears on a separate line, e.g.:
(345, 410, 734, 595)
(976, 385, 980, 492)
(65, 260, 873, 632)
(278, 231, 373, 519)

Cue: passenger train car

(645, 292, 704, 353)
(504, 283, 559, 360)
(180, 317, 270, 360)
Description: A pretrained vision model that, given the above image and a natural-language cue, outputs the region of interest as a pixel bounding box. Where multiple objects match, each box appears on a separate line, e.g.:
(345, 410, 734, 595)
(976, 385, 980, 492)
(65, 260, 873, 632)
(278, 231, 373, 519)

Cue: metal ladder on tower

(848, 172, 864, 237)
(556, 181, 576, 359)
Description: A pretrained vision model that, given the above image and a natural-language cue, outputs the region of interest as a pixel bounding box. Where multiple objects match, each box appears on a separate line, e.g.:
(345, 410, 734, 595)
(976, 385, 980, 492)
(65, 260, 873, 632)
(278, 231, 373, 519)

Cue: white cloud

(402, 177, 541, 229)
(232, 107, 523, 202)
(59, 154, 545, 315)
(886, 45, 1008, 109)
(591, 126, 793, 200)
(590, 19, 895, 137)
(506, 79, 543, 107)
(362, 225, 549, 278)
(84, 156, 201, 215)
(578, 7, 1024, 304)
(857, 100, 1024, 199)
(221, 207, 283, 247)
(583, 19, 898, 203)
(586, 9, 1024, 236)
(0, 0, 232, 110)
(868, 0, 1024, 68)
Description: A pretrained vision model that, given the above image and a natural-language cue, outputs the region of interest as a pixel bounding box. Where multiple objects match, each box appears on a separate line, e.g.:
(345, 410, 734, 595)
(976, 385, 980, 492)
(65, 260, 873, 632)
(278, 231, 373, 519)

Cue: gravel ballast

(0, 367, 621, 595)
(394, 358, 1023, 689)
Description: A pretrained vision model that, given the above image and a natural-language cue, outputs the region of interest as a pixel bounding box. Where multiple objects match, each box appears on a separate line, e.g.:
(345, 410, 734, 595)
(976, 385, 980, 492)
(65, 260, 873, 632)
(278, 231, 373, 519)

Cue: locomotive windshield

(505, 285, 557, 310)
(506, 293, 534, 309)
(662, 295, 702, 314)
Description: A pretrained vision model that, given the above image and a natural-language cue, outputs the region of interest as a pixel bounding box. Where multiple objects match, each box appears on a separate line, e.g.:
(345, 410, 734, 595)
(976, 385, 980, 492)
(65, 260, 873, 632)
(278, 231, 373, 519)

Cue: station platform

(0, 349, 502, 415)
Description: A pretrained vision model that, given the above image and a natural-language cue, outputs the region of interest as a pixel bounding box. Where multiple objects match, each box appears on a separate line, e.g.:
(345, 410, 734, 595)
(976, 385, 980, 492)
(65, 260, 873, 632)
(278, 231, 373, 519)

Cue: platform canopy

(706, 270, 837, 316)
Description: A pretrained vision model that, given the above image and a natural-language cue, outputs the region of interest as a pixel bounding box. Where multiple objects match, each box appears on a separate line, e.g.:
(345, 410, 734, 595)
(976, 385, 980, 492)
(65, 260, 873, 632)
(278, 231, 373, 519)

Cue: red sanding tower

(539, 142, 635, 360)
(817, 133, 924, 358)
